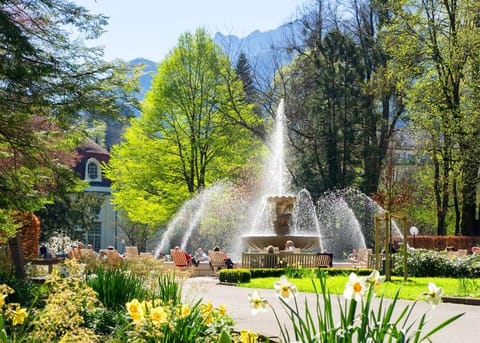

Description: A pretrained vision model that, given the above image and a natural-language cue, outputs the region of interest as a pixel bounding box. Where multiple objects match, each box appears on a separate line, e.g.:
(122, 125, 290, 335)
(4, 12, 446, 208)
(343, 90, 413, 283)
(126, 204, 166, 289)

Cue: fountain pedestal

(242, 195, 322, 252)
(268, 196, 296, 236)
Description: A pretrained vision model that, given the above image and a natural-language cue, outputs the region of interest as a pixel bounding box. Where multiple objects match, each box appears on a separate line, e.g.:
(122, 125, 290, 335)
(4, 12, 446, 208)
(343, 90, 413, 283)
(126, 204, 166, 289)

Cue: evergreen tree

(0, 0, 138, 227)
(235, 52, 266, 140)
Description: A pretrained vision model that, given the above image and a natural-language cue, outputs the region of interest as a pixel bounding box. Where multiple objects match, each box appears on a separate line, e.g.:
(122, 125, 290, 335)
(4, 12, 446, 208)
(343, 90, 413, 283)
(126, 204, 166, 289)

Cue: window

(87, 222, 102, 252)
(85, 158, 101, 181)
(88, 163, 98, 179)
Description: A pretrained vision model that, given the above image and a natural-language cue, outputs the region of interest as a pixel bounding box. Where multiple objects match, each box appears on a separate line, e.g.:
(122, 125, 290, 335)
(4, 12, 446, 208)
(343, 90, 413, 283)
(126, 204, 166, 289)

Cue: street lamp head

(409, 226, 419, 236)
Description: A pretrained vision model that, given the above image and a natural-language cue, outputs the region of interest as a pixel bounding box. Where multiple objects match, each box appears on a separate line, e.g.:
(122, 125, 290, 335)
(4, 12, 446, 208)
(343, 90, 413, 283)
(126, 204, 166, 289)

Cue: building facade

(73, 139, 125, 252)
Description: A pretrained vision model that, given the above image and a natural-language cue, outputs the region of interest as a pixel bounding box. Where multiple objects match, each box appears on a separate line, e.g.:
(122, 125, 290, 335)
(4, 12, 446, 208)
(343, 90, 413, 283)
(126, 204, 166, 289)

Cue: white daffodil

(425, 282, 443, 308)
(343, 272, 366, 302)
(364, 269, 385, 295)
(248, 290, 268, 315)
(274, 275, 299, 302)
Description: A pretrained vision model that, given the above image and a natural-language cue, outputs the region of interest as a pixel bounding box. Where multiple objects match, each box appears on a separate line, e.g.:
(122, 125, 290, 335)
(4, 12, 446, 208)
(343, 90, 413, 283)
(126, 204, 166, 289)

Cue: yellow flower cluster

(126, 298, 229, 329)
(239, 329, 259, 343)
(0, 284, 28, 327)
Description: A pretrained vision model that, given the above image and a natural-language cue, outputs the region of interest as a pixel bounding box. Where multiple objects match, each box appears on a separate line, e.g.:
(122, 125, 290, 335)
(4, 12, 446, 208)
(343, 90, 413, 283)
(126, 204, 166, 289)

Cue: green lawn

(239, 275, 480, 300)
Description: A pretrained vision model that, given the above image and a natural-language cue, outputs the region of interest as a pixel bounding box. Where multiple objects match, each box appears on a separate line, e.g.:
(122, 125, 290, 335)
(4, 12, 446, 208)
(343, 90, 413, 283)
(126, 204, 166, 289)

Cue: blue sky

(74, 0, 306, 62)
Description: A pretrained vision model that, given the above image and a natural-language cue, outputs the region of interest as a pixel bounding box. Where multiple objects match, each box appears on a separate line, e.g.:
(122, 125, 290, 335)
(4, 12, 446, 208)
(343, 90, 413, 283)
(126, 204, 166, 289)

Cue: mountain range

(130, 21, 301, 107)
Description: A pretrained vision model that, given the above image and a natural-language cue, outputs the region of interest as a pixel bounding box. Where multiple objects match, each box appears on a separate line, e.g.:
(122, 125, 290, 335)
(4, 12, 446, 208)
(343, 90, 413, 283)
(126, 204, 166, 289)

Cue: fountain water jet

(241, 99, 324, 252)
(155, 100, 392, 260)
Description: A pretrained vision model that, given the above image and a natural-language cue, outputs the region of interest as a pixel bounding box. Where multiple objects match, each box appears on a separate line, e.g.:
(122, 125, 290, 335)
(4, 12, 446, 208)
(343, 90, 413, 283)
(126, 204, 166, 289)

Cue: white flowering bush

(248, 270, 464, 342)
(44, 233, 76, 256)
(392, 248, 472, 277)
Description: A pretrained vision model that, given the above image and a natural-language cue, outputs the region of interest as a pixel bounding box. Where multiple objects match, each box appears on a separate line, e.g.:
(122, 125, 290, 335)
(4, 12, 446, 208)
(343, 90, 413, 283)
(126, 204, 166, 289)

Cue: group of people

(264, 240, 295, 254)
(173, 246, 235, 269)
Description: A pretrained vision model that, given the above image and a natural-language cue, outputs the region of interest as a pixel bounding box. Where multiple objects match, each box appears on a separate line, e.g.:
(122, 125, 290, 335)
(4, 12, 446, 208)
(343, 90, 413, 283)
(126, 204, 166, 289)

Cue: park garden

(2, 0, 480, 341)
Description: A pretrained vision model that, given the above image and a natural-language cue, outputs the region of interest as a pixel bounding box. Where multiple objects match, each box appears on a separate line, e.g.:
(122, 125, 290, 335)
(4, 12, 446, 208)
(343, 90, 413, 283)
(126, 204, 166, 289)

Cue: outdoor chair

(208, 250, 226, 275)
(139, 252, 154, 259)
(125, 246, 139, 258)
(103, 249, 123, 268)
(170, 249, 192, 270)
(349, 248, 372, 268)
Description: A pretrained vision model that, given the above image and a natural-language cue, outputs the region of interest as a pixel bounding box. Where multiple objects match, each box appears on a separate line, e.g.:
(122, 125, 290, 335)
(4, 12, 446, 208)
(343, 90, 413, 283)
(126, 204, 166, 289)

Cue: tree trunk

(453, 178, 461, 235)
(433, 155, 448, 235)
(461, 161, 479, 235)
(8, 231, 25, 278)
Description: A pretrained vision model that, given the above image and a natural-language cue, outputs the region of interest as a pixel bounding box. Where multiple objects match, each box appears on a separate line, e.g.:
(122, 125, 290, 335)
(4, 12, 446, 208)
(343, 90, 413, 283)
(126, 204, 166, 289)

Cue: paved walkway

(184, 277, 480, 342)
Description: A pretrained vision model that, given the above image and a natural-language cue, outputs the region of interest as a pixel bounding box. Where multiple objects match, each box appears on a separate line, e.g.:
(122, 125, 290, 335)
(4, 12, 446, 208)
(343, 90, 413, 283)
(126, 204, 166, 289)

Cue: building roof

(73, 138, 111, 188)
(76, 138, 110, 156)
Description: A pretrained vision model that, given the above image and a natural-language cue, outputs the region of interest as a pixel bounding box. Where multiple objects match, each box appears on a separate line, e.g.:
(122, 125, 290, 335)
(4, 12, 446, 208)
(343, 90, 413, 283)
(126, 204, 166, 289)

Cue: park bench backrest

(316, 252, 333, 268)
(209, 250, 225, 271)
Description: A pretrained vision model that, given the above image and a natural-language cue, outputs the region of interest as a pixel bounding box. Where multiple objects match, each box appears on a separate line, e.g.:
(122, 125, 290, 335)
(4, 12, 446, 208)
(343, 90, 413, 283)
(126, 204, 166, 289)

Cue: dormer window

(85, 158, 102, 182)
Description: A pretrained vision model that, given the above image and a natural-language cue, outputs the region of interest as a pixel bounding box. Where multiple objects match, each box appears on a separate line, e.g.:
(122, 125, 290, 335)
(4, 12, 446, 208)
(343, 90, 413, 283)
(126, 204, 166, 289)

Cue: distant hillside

(214, 21, 301, 89)
(130, 58, 157, 100)
(130, 21, 301, 103)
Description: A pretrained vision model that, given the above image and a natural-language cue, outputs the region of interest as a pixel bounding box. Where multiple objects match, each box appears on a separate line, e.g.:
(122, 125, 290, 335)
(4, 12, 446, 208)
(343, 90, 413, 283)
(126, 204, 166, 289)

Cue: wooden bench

(316, 253, 333, 268)
(242, 252, 333, 269)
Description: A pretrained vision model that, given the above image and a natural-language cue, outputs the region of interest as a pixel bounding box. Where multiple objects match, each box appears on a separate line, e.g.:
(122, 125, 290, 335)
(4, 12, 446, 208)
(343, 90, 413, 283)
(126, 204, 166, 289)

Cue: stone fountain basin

(241, 234, 322, 252)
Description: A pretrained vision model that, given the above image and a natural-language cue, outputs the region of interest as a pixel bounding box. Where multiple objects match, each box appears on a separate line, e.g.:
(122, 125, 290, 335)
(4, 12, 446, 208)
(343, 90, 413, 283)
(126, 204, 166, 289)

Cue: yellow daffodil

(425, 282, 443, 308)
(201, 301, 213, 315)
(150, 306, 168, 325)
(248, 290, 268, 315)
(205, 315, 214, 324)
(274, 275, 299, 302)
(343, 272, 366, 302)
(0, 285, 13, 308)
(12, 307, 27, 326)
(239, 329, 259, 343)
(179, 303, 191, 318)
(218, 304, 227, 316)
(126, 299, 144, 321)
(0, 294, 6, 308)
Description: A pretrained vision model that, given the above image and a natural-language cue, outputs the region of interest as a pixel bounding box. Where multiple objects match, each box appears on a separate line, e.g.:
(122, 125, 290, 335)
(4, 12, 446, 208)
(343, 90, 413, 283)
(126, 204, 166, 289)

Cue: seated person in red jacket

(173, 246, 194, 266)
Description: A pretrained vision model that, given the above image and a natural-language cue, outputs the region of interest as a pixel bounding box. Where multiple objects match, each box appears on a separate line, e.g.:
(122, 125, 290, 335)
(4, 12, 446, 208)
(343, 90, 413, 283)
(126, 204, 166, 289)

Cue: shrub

(249, 268, 283, 279)
(0, 272, 40, 308)
(28, 259, 101, 342)
(123, 297, 236, 342)
(154, 272, 183, 305)
(219, 269, 251, 283)
(392, 248, 471, 277)
(86, 267, 150, 311)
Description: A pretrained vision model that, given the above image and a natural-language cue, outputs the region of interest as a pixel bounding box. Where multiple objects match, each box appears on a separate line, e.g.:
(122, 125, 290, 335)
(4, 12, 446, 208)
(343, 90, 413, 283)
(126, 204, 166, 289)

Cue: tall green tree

(382, 0, 480, 235)
(350, 0, 404, 196)
(276, 0, 401, 199)
(284, 13, 365, 197)
(106, 28, 263, 226)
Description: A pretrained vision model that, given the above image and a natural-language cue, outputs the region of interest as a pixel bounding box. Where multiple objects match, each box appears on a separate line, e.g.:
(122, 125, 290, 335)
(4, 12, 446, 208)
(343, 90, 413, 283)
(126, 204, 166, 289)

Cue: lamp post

(409, 226, 419, 248)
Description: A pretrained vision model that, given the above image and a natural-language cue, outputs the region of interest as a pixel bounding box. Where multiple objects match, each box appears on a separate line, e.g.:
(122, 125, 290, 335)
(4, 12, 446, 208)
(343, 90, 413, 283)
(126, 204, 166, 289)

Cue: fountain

(241, 99, 323, 253)
(154, 99, 394, 261)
